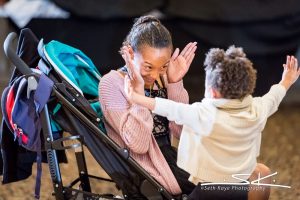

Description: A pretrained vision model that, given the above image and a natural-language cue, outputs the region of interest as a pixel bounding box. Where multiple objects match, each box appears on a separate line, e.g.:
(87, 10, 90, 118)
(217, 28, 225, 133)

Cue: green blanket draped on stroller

(42, 40, 106, 133)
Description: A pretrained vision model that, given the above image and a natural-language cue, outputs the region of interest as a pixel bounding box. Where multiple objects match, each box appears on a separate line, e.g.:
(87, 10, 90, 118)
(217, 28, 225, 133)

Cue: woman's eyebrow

(144, 60, 170, 66)
(144, 61, 153, 66)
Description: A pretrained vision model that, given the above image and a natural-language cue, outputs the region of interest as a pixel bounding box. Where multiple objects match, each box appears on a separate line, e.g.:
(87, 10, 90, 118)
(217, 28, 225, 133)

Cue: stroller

(1, 28, 186, 200)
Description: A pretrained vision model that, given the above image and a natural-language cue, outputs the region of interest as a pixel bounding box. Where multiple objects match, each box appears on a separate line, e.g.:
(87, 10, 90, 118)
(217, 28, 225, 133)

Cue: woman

(99, 15, 197, 196)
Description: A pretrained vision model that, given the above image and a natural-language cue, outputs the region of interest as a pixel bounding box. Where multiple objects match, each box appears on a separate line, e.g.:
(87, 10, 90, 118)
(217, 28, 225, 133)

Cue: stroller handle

(3, 32, 32, 76)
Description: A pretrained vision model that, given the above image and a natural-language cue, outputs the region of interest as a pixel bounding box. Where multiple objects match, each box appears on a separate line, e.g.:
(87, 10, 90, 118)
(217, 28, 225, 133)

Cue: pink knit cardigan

(98, 70, 189, 195)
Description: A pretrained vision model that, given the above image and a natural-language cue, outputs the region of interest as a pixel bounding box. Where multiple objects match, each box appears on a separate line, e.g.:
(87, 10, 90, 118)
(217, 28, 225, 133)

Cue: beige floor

(0, 104, 299, 200)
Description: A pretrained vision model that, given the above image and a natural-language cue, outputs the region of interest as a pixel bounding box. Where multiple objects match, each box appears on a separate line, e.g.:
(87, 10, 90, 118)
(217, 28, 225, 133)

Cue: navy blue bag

(11, 74, 53, 151)
(1, 73, 54, 199)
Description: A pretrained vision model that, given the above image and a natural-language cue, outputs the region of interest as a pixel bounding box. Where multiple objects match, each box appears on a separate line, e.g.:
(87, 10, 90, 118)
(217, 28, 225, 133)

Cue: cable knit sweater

(98, 70, 189, 195)
(153, 84, 287, 184)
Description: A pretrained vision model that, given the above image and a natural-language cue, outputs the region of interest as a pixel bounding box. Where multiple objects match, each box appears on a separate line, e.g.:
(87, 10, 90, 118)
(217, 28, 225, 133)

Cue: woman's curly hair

(204, 46, 257, 99)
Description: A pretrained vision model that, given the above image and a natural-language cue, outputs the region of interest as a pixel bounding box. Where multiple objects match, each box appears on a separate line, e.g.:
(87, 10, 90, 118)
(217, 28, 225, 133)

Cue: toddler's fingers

(286, 55, 290, 68)
(121, 52, 125, 60)
(297, 62, 300, 75)
(123, 49, 129, 64)
(125, 75, 129, 86)
(291, 56, 296, 70)
(294, 58, 298, 71)
(124, 75, 129, 94)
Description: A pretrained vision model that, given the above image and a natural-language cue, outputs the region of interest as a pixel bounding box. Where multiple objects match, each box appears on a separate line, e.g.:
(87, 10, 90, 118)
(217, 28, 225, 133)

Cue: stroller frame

(3, 31, 180, 200)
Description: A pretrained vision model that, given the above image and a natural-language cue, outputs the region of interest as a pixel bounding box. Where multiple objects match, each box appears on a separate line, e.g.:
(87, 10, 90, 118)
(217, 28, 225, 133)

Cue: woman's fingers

(186, 53, 196, 68)
(185, 45, 197, 64)
(179, 42, 192, 58)
(191, 44, 197, 54)
(176, 55, 185, 69)
(180, 42, 197, 58)
(180, 42, 196, 57)
(171, 48, 180, 60)
(172, 42, 197, 67)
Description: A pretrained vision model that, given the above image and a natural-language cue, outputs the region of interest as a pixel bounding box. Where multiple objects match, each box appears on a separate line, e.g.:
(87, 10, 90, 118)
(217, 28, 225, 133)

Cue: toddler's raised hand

(280, 56, 300, 90)
(121, 46, 144, 94)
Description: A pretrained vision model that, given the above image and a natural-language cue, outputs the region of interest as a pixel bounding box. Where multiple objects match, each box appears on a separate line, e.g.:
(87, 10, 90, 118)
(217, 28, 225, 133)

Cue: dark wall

(2, 0, 298, 102)
(22, 18, 209, 102)
(19, 15, 300, 102)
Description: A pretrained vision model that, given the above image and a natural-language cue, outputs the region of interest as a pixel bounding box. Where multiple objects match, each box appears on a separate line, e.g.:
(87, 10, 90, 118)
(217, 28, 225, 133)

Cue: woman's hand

(121, 46, 145, 95)
(167, 42, 197, 83)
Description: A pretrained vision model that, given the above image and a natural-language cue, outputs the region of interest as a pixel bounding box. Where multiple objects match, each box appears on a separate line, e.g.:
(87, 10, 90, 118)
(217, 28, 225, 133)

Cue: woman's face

(132, 45, 172, 87)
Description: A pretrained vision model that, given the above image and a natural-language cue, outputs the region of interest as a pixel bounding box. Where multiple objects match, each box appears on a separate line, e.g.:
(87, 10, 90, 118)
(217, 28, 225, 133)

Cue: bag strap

(33, 73, 53, 199)
(34, 73, 54, 113)
(34, 150, 42, 199)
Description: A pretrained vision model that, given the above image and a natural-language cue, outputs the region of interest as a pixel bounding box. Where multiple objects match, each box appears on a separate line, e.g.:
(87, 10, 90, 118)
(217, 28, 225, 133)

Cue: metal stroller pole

(3, 32, 32, 75)
(40, 105, 65, 200)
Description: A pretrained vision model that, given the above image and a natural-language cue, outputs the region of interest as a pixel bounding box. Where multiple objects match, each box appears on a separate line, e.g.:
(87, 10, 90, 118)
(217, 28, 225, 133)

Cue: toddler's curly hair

(204, 46, 257, 99)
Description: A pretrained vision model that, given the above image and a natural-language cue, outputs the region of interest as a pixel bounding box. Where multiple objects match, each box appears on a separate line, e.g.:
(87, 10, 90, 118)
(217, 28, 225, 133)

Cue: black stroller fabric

(0, 29, 67, 183)
(0, 29, 40, 182)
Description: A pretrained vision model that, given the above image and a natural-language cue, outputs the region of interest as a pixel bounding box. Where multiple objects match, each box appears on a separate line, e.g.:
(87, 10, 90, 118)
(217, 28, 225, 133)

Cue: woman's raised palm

(167, 42, 197, 83)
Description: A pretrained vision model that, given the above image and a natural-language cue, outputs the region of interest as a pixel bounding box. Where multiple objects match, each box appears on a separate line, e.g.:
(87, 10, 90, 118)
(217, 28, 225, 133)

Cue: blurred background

(0, 0, 300, 199)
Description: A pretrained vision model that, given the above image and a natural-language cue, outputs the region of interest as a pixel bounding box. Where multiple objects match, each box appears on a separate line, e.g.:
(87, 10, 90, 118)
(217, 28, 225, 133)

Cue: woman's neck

(144, 76, 164, 89)
(144, 84, 154, 89)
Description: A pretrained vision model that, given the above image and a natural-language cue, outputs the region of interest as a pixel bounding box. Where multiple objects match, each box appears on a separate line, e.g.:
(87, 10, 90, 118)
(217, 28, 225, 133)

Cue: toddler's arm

(255, 56, 300, 117)
(125, 76, 213, 135)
